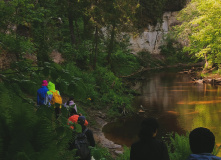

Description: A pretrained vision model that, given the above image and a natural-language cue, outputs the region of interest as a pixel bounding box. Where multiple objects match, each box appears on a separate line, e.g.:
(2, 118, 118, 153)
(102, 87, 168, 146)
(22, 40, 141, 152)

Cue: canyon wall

(129, 11, 180, 54)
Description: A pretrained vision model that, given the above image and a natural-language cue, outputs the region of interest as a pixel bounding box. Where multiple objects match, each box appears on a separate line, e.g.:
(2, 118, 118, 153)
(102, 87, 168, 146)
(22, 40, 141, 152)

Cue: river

(103, 71, 221, 153)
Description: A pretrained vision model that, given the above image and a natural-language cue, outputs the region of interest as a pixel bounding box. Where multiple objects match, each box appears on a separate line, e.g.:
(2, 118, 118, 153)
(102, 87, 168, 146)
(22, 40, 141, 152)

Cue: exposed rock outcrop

(0, 50, 64, 70)
(129, 12, 180, 54)
(91, 117, 122, 149)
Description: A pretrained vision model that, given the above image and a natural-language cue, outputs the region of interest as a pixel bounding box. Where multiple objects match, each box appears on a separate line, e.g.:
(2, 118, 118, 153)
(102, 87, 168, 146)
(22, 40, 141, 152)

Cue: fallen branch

(119, 62, 204, 78)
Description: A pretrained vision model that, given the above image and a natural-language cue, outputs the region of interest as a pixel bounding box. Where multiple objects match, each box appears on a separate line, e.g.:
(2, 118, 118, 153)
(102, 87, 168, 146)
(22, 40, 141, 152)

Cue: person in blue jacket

(186, 127, 221, 160)
(37, 80, 49, 105)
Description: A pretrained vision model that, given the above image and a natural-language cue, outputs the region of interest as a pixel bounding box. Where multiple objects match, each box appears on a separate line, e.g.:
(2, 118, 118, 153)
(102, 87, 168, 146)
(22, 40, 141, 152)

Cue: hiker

(68, 108, 88, 130)
(46, 81, 62, 118)
(130, 117, 170, 160)
(64, 97, 78, 116)
(186, 127, 221, 160)
(70, 116, 95, 160)
(37, 80, 49, 106)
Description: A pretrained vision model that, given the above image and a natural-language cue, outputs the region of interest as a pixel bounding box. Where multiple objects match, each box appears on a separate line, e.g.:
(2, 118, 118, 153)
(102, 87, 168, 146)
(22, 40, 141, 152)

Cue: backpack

(74, 128, 90, 159)
(49, 90, 62, 104)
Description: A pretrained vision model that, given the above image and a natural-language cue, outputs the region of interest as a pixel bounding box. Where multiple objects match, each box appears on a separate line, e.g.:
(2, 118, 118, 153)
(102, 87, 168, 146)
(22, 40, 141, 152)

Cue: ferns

(166, 132, 191, 160)
(0, 59, 138, 159)
(166, 132, 221, 160)
(116, 146, 130, 160)
(0, 83, 73, 160)
(91, 145, 112, 160)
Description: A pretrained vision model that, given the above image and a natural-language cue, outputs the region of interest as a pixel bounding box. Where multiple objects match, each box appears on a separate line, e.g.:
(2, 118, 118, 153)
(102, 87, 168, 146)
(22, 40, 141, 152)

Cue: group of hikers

(37, 80, 221, 160)
(37, 80, 80, 118)
(37, 80, 95, 160)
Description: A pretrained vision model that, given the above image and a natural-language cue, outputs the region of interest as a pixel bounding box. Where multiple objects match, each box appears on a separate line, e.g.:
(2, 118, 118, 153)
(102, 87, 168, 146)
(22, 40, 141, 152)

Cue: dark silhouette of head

(67, 97, 74, 105)
(138, 117, 159, 141)
(189, 127, 215, 154)
(78, 116, 86, 126)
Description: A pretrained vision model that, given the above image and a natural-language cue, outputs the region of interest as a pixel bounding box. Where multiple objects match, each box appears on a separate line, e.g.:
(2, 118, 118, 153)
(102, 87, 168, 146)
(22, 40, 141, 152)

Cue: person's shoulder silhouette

(186, 127, 221, 160)
(130, 117, 170, 160)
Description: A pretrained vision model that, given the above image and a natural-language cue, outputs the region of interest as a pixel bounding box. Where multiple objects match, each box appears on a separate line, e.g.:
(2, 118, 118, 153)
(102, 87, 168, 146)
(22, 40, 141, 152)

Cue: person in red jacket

(68, 108, 88, 130)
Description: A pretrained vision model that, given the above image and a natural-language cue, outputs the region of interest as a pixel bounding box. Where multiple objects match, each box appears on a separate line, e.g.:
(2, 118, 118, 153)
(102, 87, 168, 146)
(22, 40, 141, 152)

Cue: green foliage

(160, 34, 193, 65)
(212, 70, 218, 74)
(200, 73, 208, 78)
(93, 67, 133, 116)
(111, 49, 140, 76)
(0, 33, 36, 59)
(164, 0, 187, 11)
(166, 133, 191, 160)
(0, 0, 191, 159)
(135, 0, 166, 27)
(174, 0, 221, 69)
(137, 51, 166, 67)
(137, 51, 152, 67)
(135, 0, 187, 28)
(37, 62, 89, 101)
(59, 40, 93, 70)
(0, 0, 51, 61)
(91, 145, 112, 160)
(116, 146, 130, 160)
(213, 145, 221, 156)
(64, 62, 98, 102)
(167, 132, 221, 160)
(0, 83, 73, 160)
(1, 58, 134, 118)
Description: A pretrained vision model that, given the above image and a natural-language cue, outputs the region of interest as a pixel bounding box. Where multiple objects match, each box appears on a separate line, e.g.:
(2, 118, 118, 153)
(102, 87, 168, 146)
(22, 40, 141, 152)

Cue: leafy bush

(0, 83, 73, 160)
(0, 33, 36, 59)
(174, 0, 221, 69)
(91, 145, 112, 160)
(137, 51, 166, 68)
(166, 132, 191, 160)
(93, 67, 133, 116)
(64, 62, 99, 102)
(60, 41, 93, 70)
(160, 34, 191, 65)
(111, 49, 140, 76)
(166, 132, 220, 160)
(116, 146, 130, 160)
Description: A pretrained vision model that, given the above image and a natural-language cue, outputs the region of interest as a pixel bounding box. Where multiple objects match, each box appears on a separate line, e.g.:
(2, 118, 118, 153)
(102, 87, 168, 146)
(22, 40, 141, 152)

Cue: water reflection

(103, 72, 221, 155)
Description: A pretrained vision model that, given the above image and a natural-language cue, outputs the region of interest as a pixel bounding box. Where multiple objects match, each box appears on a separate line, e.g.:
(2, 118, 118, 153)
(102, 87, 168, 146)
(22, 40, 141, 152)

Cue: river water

(103, 71, 221, 152)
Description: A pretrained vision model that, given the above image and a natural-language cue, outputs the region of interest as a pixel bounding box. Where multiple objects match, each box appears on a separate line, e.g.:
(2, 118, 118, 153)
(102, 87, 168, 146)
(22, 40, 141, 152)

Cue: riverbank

(86, 109, 125, 158)
(181, 66, 221, 85)
(86, 66, 221, 159)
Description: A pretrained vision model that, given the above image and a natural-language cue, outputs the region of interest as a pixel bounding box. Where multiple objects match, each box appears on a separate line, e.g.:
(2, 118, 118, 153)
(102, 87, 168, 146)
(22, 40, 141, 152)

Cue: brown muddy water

(103, 71, 221, 153)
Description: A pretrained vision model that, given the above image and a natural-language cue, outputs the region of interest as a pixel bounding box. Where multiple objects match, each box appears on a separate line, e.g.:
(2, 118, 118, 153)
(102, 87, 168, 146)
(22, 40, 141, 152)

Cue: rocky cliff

(129, 11, 180, 54)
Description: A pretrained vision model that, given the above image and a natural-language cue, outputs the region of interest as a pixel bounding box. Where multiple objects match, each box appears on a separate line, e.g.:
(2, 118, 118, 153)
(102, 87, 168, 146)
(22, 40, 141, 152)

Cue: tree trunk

(93, 25, 98, 70)
(75, 20, 80, 44)
(68, 13, 75, 45)
(33, 22, 50, 65)
(107, 21, 116, 65)
(83, 16, 91, 39)
(204, 53, 208, 69)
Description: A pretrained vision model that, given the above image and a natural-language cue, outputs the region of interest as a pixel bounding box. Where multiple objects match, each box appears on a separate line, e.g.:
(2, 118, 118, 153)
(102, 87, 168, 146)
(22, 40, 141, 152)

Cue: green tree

(135, 0, 166, 27)
(175, 0, 221, 69)
(103, 0, 138, 66)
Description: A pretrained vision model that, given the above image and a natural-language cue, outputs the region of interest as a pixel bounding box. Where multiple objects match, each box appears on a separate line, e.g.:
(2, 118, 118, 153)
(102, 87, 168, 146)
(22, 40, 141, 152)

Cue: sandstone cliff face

(0, 51, 63, 70)
(129, 11, 180, 54)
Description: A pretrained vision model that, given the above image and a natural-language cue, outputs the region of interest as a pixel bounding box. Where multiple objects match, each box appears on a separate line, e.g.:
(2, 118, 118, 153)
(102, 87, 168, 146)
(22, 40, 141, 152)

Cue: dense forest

(0, 0, 221, 159)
